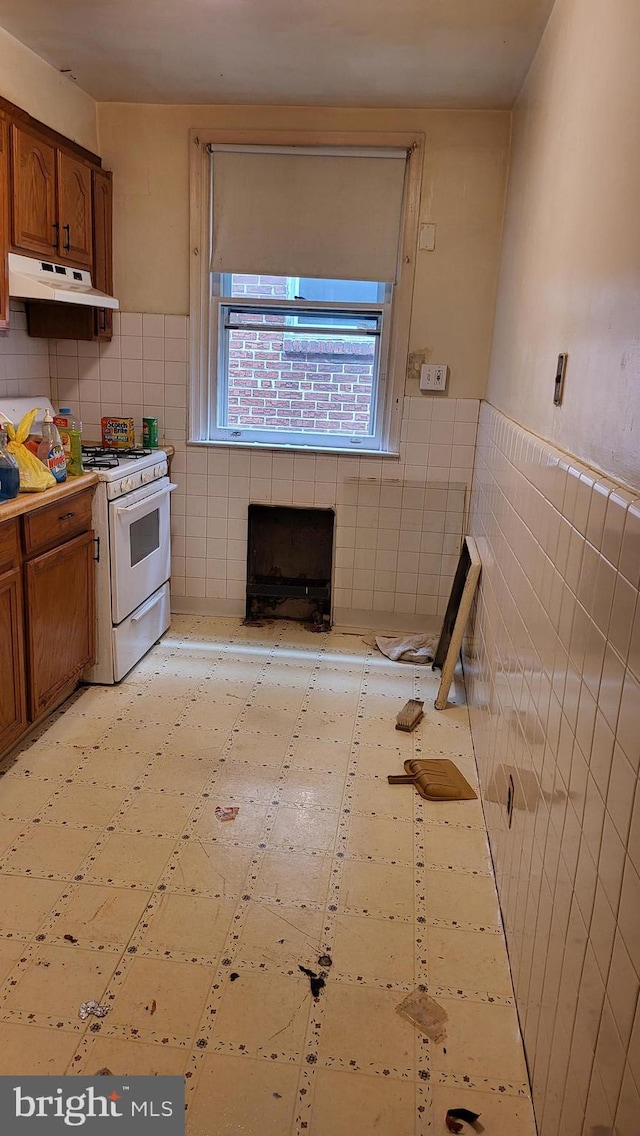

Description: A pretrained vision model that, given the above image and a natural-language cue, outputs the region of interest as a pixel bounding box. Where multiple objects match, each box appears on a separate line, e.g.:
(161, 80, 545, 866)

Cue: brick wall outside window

(226, 275, 375, 434)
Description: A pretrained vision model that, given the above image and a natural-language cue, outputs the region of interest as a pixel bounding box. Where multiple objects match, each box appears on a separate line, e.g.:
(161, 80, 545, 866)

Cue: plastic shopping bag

(3, 408, 55, 492)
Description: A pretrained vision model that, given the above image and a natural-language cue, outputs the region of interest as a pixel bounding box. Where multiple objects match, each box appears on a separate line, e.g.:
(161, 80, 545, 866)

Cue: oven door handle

(112, 483, 177, 517)
(130, 591, 166, 624)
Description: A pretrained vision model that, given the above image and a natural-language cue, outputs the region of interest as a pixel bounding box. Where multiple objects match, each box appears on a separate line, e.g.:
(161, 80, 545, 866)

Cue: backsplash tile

(50, 311, 480, 630)
(466, 402, 640, 1136)
(0, 301, 50, 402)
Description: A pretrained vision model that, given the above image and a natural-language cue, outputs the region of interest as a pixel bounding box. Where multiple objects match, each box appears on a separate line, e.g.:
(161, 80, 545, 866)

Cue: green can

(143, 417, 159, 448)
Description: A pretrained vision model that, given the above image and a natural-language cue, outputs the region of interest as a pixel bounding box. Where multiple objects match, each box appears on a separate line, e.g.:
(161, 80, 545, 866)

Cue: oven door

(109, 476, 176, 624)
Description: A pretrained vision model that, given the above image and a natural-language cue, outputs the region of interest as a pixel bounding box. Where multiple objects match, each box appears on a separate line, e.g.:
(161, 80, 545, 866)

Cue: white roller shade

(210, 147, 408, 283)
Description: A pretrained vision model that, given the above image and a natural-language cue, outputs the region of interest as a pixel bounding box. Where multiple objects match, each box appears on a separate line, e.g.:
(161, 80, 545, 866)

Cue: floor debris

(78, 1000, 109, 1021)
(396, 990, 448, 1042)
(145, 999, 157, 1015)
(63, 934, 79, 944)
(230, 973, 240, 982)
(445, 1107, 482, 1133)
(317, 954, 332, 969)
(95, 1068, 113, 1076)
(395, 699, 425, 732)
(215, 806, 239, 822)
(299, 965, 326, 999)
(375, 633, 437, 663)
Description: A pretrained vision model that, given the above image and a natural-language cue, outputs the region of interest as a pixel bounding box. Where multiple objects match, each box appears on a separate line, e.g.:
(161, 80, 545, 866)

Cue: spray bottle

(53, 407, 83, 477)
(37, 410, 67, 482)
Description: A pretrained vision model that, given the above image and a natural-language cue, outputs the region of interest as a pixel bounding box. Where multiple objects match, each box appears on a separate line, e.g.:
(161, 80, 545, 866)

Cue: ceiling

(0, 0, 555, 109)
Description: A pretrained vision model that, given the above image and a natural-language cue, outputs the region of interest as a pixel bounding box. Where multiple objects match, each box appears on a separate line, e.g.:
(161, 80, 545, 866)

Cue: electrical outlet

(420, 364, 448, 391)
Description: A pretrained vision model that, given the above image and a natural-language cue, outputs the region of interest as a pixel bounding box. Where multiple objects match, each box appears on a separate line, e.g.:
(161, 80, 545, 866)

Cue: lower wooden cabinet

(0, 485, 96, 759)
(0, 566, 28, 754)
(25, 529, 95, 720)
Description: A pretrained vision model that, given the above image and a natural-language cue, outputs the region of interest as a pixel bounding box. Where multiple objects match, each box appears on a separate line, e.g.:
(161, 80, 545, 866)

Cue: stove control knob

(121, 477, 133, 493)
(154, 462, 166, 478)
(141, 468, 153, 483)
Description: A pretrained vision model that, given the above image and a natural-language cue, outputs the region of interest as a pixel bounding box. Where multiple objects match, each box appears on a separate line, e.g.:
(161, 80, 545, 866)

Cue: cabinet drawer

(0, 517, 21, 574)
(23, 487, 94, 558)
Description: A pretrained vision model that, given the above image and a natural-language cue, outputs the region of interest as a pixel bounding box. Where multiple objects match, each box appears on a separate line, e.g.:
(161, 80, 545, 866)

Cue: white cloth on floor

(375, 634, 437, 664)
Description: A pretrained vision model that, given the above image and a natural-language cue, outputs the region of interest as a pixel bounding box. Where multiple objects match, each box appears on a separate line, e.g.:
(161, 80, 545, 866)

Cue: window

(190, 134, 423, 453)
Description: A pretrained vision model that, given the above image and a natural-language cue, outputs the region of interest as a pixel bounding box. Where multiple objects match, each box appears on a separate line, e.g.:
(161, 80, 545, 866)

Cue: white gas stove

(81, 444, 176, 684)
(81, 445, 170, 497)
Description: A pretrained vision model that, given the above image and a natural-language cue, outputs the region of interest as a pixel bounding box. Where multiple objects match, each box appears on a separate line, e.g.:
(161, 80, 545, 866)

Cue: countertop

(0, 472, 99, 523)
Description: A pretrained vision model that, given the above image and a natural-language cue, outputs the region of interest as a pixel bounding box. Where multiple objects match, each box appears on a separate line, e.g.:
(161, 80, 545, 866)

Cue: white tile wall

(0, 302, 51, 401)
(50, 312, 480, 630)
(466, 402, 640, 1136)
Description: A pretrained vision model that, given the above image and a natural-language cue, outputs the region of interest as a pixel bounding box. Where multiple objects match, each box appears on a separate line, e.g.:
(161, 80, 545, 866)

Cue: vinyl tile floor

(0, 616, 535, 1135)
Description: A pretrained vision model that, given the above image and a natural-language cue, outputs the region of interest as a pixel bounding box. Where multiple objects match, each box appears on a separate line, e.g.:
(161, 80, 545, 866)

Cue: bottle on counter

(53, 407, 83, 476)
(0, 425, 20, 501)
(143, 416, 159, 448)
(37, 410, 67, 483)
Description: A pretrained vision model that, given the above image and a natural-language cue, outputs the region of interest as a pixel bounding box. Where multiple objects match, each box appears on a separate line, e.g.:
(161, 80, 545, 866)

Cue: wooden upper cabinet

(2, 98, 112, 340)
(57, 150, 92, 268)
(10, 123, 57, 258)
(92, 167, 112, 293)
(92, 166, 113, 338)
(10, 123, 93, 269)
(0, 112, 10, 329)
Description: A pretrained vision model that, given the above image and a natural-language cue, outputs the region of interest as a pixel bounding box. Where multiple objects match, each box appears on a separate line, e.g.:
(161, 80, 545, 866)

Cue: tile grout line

(291, 642, 375, 1134)
(412, 664, 432, 1136)
(181, 632, 333, 1114)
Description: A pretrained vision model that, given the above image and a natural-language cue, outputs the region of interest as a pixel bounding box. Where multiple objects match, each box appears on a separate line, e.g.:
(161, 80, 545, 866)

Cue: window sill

(187, 437, 401, 459)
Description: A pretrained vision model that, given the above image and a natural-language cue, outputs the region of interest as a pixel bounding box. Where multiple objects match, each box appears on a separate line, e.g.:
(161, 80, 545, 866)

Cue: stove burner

(81, 452, 120, 470)
(81, 446, 153, 462)
(118, 448, 153, 459)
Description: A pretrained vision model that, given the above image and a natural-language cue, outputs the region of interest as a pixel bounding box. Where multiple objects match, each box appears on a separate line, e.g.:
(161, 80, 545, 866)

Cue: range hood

(8, 253, 119, 309)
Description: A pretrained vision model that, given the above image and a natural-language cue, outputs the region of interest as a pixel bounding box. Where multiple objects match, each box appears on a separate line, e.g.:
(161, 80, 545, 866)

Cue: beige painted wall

(97, 104, 510, 399)
(0, 25, 97, 151)
(486, 0, 640, 487)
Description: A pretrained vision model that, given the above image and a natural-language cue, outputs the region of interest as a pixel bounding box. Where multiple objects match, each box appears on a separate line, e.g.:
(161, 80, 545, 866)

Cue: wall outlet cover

(420, 364, 449, 392)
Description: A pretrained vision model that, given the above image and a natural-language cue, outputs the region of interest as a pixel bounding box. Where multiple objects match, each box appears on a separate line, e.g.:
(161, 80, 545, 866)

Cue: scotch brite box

(101, 416, 135, 449)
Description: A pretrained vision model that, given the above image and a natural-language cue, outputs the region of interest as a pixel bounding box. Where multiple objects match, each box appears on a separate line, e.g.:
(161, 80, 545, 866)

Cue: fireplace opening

(246, 504, 335, 627)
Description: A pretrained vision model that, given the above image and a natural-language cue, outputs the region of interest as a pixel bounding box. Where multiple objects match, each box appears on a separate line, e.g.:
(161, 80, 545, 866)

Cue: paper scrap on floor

(396, 989, 448, 1041)
(375, 634, 437, 663)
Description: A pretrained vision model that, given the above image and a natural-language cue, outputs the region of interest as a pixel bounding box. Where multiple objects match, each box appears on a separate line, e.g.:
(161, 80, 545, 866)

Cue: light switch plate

(419, 223, 436, 251)
(420, 364, 448, 391)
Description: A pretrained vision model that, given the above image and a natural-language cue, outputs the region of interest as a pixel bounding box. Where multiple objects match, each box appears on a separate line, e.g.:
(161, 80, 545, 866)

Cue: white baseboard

(170, 597, 244, 617)
(171, 595, 439, 639)
(332, 607, 439, 637)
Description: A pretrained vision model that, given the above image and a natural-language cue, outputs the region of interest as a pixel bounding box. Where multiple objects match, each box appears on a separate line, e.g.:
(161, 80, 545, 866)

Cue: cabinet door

(92, 166, 113, 339)
(10, 124, 57, 258)
(0, 112, 10, 330)
(0, 567, 27, 754)
(56, 150, 93, 268)
(25, 530, 96, 720)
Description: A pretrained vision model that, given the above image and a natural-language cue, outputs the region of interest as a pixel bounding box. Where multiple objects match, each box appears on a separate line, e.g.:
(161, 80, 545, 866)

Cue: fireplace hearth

(246, 505, 335, 626)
